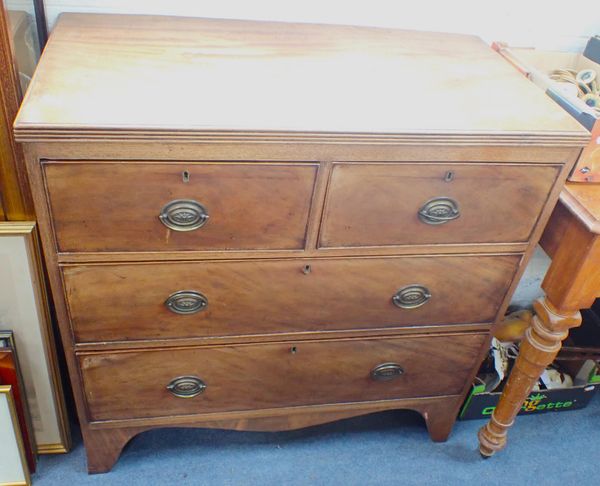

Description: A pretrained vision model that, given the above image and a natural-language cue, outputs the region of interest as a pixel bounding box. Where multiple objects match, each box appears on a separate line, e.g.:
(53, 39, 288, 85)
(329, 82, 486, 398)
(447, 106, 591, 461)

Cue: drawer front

(43, 161, 318, 252)
(64, 254, 519, 343)
(80, 333, 486, 421)
(319, 163, 560, 248)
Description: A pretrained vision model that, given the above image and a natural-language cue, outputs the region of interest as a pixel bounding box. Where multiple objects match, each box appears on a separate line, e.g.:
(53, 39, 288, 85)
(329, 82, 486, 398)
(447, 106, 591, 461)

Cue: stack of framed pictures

(0, 223, 70, 453)
(0, 385, 31, 485)
(0, 330, 36, 472)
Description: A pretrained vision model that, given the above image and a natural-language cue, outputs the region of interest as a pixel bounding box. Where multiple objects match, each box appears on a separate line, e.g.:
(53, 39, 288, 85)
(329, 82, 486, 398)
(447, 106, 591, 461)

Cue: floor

(33, 393, 599, 486)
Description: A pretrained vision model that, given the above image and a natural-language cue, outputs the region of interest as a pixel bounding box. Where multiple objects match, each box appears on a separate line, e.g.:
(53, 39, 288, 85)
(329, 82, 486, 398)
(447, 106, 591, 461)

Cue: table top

(14, 13, 588, 144)
(561, 183, 600, 234)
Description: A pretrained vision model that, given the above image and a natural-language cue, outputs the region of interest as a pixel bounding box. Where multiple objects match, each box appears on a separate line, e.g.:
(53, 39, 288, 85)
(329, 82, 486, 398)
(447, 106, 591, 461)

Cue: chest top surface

(14, 13, 587, 144)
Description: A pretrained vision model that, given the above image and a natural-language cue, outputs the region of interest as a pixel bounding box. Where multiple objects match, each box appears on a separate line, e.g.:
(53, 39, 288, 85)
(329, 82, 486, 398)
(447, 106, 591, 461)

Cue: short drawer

(80, 333, 487, 421)
(63, 254, 519, 343)
(319, 163, 560, 248)
(43, 161, 318, 252)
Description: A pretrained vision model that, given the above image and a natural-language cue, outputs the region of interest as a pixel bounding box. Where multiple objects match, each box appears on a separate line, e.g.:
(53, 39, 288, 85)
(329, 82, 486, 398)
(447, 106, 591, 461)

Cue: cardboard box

(459, 377, 599, 420)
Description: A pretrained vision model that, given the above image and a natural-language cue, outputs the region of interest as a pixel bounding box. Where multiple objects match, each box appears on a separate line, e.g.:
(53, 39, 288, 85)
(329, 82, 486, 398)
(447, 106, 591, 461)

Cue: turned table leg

(478, 297, 581, 457)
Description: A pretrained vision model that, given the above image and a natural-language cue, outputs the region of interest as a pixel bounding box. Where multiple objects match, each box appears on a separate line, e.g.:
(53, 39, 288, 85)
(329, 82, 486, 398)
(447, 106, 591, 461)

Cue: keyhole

(290, 346, 298, 354)
(182, 170, 190, 183)
(444, 171, 454, 182)
(302, 264, 311, 275)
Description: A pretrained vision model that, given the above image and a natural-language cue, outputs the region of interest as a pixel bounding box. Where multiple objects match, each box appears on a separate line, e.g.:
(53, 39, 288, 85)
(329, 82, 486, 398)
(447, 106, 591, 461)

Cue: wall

(42, 0, 600, 51)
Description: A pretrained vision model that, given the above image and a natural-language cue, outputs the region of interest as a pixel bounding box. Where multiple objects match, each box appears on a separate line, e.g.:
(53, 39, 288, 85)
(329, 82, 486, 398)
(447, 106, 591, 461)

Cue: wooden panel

(63, 254, 520, 343)
(79, 333, 487, 421)
(14, 14, 588, 144)
(320, 163, 560, 247)
(43, 161, 318, 252)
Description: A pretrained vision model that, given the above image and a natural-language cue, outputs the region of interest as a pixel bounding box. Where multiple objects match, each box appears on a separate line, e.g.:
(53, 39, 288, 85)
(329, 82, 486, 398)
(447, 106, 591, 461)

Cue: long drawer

(43, 161, 318, 252)
(320, 162, 560, 248)
(79, 333, 487, 421)
(63, 254, 520, 343)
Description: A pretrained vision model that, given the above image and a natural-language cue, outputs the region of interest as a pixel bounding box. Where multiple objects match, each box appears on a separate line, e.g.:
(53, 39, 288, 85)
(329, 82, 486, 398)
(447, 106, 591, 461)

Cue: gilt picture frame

(0, 332, 37, 471)
(0, 385, 31, 486)
(0, 222, 70, 453)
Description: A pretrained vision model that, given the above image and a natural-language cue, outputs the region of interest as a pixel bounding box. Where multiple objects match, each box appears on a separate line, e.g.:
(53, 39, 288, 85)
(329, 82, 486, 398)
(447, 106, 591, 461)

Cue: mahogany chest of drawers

(14, 14, 588, 472)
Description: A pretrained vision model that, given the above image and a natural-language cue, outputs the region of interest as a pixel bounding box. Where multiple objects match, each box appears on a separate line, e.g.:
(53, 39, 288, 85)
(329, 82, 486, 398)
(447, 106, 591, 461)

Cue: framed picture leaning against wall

(0, 222, 70, 453)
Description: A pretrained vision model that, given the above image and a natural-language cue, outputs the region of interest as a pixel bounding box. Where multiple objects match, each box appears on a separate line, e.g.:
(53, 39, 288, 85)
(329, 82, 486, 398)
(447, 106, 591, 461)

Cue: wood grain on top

(14, 13, 588, 144)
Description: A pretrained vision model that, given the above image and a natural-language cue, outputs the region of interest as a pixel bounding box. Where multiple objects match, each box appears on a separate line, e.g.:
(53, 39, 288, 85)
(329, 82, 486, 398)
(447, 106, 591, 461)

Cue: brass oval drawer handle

(392, 285, 431, 309)
(159, 199, 209, 231)
(371, 363, 404, 381)
(165, 290, 208, 315)
(418, 197, 460, 225)
(166, 376, 207, 398)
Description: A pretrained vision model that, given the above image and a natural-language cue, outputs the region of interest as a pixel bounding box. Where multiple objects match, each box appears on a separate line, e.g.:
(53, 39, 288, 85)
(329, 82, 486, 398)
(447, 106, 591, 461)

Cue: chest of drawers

(14, 14, 588, 473)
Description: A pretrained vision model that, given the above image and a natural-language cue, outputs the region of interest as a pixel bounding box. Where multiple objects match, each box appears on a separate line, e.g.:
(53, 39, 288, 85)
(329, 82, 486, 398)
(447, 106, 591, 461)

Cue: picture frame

(0, 333, 36, 471)
(0, 385, 31, 486)
(0, 0, 43, 221)
(0, 222, 70, 453)
(31, 0, 48, 48)
(4, 0, 48, 93)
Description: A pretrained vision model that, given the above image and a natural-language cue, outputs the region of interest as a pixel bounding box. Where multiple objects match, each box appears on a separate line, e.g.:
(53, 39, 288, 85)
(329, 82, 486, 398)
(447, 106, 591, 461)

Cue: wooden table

(478, 182, 600, 456)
